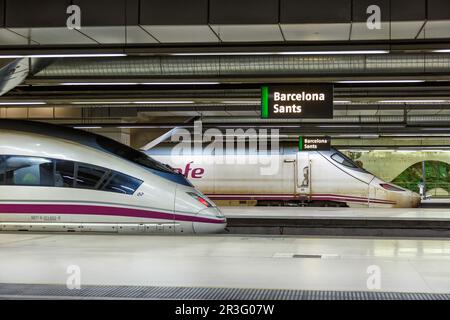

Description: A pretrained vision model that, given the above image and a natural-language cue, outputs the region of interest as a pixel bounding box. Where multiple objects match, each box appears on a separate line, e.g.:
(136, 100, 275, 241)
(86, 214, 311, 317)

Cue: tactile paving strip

(0, 283, 449, 300)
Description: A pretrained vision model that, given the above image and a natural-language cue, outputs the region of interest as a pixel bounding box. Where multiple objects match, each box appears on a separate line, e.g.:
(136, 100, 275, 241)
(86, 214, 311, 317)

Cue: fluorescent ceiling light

(71, 101, 132, 105)
(433, 49, 450, 53)
(337, 80, 425, 83)
(378, 99, 447, 103)
(0, 54, 126, 59)
(0, 101, 46, 105)
(117, 125, 177, 129)
(334, 100, 351, 104)
(140, 82, 220, 85)
(172, 52, 277, 56)
(216, 125, 300, 128)
(318, 125, 362, 128)
(171, 50, 389, 56)
(132, 101, 195, 104)
(334, 134, 379, 138)
(221, 100, 259, 104)
(62, 82, 220, 86)
(277, 50, 389, 55)
(73, 126, 103, 129)
(61, 82, 138, 86)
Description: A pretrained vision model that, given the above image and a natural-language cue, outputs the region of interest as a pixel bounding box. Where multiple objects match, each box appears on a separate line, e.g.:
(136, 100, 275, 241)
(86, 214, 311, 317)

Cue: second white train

(147, 142, 421, 208)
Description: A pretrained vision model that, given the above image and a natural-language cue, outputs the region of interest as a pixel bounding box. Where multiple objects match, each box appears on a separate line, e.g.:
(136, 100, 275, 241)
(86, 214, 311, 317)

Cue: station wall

(345, 150, 450, 196)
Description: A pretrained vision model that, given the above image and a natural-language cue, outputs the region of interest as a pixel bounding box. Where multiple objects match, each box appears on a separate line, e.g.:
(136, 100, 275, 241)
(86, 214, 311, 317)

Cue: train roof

(0, 119, 188, 182)
(0, 119, 110, 149)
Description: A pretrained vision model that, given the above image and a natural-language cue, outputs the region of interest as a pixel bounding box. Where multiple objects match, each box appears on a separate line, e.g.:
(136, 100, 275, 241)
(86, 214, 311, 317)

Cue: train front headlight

(187, 192, 214, 208)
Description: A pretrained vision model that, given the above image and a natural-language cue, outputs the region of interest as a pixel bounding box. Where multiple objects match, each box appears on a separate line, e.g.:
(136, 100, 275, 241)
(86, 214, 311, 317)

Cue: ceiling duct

(33, 53, 450, 78)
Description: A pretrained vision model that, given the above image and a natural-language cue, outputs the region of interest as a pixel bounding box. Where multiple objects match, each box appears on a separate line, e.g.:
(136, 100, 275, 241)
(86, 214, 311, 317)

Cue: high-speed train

(147, 142, 421, 208)
(0, 120, 226, 234)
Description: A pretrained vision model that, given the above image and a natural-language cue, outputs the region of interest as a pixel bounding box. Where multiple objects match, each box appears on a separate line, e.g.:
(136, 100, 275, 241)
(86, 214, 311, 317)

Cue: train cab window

(0, 156, 54, 186)
(101, 172, 142, 195)
(96, 136, 174, 174)
(55, 160, 75, 187)
(331, 153, 358, 169)
(75, 164, 108, 190)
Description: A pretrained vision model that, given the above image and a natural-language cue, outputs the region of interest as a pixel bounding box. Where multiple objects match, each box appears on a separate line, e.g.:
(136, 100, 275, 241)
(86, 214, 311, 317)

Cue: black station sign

(261, 84, 333, 119)
(299, 136, 331, 151)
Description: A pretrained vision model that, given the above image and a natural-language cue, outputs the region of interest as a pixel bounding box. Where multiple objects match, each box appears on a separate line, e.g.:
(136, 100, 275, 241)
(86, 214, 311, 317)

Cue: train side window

(0, 156, 6, 184)
(55, 160, 75, 187)
(1, 156, 54, 186)
(75, 164, 108, 190)
(101, 172, 142, 195)
(331, 153, 358, 169)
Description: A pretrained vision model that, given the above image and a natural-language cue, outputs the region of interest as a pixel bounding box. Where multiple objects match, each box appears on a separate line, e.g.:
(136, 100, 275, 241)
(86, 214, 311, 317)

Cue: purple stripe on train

(0, 203, 226, 224)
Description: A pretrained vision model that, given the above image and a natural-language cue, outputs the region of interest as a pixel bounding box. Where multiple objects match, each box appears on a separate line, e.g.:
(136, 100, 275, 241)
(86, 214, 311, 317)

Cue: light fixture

(61, 82, 220, 86)
(0, 53, 126, 59)
(61, 82, 138, 86)
(132, 101, 195, 104)
(221, 100, 259, 104)
(432, 49, 450, 53)
(334, 134, 379, 138)
(277, 50, 389, 55)
(73, 126, 103, 129)
(378, 99, 447, 103)
(337, 80, 425, 84)
(333, 100, 351, 104)
(71, 101, 132, 105)
(140, 82, 220, 85)
(0, 101, 46, 105)
(171, 50, 389, 56)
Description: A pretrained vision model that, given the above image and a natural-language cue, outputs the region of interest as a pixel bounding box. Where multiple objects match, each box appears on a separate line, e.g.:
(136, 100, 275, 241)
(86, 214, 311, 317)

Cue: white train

(0, 120, 226, 234)
(147, 143, 421, 208)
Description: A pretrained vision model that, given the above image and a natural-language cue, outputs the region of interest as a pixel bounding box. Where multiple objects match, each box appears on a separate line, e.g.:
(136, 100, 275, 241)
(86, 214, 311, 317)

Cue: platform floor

(0, 233, 450, 294)
(221, 206, 450, 220)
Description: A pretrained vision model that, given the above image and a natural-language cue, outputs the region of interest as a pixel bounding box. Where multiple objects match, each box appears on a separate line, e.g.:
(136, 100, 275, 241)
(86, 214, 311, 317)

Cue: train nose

(193, 207, 227, 234)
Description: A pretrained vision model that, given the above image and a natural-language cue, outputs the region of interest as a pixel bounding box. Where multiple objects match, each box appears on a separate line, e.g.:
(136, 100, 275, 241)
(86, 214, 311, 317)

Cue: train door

(368, 177, 380, 207)
(296, 152, 311, 197)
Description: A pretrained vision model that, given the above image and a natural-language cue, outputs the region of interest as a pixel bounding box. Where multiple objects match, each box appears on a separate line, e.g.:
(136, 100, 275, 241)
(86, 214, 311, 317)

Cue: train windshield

(330, 150, 369, 173)
(96, 136, 175, 174)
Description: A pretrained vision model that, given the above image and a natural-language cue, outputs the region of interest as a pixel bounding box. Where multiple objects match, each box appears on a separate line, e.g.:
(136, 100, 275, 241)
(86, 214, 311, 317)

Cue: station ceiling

(0, 0, 450, 45)
(0, 0, 450, 141)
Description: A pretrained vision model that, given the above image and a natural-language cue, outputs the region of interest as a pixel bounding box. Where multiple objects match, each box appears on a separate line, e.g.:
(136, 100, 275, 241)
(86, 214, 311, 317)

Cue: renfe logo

(174, 161, 205, 179)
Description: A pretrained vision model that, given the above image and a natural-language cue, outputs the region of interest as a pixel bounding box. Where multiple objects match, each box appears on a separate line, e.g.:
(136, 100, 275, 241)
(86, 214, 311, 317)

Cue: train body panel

(148, 144, 420, 208)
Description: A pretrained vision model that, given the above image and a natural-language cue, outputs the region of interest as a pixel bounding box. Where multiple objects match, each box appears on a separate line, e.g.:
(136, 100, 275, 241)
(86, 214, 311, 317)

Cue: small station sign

(298, 136, 331, 151)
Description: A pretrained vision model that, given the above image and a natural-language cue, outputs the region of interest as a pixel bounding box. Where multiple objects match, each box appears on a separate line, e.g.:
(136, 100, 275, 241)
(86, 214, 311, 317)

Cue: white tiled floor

(0, 233, 449, 293)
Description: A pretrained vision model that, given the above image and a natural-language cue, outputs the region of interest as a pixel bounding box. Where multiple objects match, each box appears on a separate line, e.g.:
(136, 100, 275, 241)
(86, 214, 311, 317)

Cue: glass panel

(75, 164, 107, 189)
(331, 153, 358, 168)
(96, 136, 174, 173)
(0, 156, 54, 186)
(0, 156, 6, 184)
(102, 172, 142, 195)
(55, 160, 75, 187)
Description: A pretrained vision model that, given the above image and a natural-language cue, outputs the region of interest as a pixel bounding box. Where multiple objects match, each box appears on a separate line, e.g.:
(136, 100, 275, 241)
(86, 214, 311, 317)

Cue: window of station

(0, 155, 143, 195)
